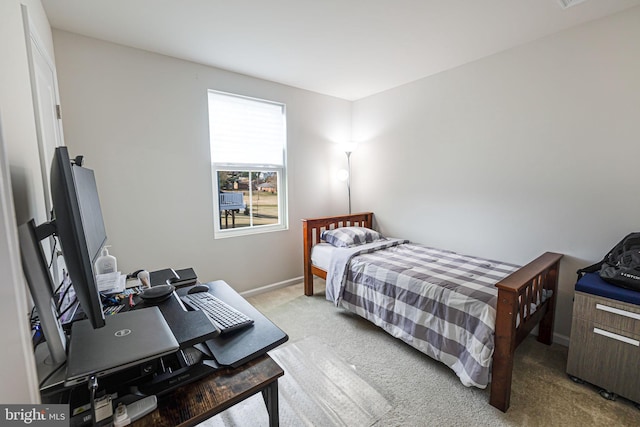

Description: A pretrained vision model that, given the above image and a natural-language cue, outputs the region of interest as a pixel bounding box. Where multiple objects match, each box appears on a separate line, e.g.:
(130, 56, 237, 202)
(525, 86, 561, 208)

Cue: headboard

(301, 212, 374, 295)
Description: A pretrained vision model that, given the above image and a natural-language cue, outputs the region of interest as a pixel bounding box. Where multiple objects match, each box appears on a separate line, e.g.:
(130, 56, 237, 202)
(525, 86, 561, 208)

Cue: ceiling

(42, 0, 640, 101)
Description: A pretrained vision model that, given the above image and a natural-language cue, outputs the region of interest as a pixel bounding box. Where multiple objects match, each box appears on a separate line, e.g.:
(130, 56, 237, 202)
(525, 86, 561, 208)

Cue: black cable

(30, 307, 41, 349)
(53, 271, 67, 296)
(57, 297, 77, 320)
(55, 278, 73, 311)
(54, 281, 68, 311)
(47, 237, 58, 270)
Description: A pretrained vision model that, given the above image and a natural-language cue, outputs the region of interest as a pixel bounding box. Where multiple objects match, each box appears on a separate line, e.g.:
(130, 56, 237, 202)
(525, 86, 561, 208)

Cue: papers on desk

(96, 272, 126, 294)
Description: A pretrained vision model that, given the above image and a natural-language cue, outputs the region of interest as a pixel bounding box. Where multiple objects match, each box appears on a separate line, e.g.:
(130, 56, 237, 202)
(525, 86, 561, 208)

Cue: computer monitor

(49, 146, 106, 329)
(18, 146, 108, 373)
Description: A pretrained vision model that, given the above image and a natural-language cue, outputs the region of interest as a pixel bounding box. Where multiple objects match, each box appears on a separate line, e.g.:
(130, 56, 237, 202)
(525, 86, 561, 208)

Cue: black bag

(577, 233, 640, 292)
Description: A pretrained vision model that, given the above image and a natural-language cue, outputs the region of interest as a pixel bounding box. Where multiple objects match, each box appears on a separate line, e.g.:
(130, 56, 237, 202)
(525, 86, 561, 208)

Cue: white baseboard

(239, 276, 303, 298)
(553, 331, 570, 348)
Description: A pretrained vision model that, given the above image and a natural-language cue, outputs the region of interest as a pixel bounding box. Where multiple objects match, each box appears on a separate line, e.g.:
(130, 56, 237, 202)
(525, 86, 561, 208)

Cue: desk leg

(261, 380, 279, 427)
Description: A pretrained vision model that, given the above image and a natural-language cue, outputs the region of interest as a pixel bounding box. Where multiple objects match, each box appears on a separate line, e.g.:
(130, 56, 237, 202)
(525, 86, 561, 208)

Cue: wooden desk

(133, 354, 284, 427)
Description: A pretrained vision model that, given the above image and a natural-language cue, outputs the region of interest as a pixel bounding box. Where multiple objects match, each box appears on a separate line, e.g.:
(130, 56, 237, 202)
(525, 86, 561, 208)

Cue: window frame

(208, 91, 288, 239)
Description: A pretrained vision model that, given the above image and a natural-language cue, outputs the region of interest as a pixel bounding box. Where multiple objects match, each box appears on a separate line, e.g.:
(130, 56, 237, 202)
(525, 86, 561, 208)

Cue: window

(208, 91, 287, 237)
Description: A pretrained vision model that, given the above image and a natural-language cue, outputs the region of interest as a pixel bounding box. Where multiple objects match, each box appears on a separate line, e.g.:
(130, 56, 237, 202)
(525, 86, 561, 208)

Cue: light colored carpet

(211, 280, 640, 426)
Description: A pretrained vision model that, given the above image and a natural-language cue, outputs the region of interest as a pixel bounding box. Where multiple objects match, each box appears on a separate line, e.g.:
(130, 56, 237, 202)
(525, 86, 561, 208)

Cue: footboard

(302, 212, 373, 296)
(490, 251, 563, 412)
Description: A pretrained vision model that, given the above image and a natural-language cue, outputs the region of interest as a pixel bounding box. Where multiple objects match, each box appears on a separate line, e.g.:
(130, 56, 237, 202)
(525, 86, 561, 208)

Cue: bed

(302, 212, 562, 412)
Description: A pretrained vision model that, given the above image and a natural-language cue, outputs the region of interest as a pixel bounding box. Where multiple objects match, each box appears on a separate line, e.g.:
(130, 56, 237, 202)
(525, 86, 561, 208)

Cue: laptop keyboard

(181, 293, 254, 334)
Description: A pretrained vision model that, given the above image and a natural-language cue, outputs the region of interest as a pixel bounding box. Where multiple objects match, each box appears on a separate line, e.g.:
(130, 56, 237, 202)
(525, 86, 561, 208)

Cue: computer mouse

(187, 284, 210, 294)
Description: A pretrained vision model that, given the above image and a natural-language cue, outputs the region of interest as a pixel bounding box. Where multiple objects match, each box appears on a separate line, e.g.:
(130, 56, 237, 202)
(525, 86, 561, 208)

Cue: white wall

(0, 0, 56, 403)
(52, 31, 352, 293)
(352, 7, 640, 340)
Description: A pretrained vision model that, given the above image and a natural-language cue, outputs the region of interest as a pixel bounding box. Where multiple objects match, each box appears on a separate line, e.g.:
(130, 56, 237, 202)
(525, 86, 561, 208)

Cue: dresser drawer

(567, 317, 640, 403)
(573, 291, 640, 335)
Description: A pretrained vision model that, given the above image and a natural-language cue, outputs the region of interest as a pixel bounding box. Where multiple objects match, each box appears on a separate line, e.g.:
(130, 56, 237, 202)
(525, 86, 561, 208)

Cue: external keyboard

(181, 292, 254, 334)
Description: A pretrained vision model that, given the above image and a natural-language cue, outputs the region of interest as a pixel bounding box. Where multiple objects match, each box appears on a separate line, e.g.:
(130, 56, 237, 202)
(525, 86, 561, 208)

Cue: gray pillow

(321, 227, 385, 248)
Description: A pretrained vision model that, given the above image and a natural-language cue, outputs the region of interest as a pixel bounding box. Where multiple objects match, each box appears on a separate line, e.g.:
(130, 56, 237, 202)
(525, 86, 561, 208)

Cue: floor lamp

(340, 142, 358, 214)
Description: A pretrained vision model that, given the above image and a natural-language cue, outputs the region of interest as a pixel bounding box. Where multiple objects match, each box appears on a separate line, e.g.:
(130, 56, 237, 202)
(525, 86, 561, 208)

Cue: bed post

(302, 219, 314, 296)
(537, 261, 560, 345)
(490, 252, 563, 412)
(490, 287, 519, 412)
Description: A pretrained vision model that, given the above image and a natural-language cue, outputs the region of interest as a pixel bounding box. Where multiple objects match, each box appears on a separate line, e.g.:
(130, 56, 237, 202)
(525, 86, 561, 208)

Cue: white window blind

(208, 91, 285, 166)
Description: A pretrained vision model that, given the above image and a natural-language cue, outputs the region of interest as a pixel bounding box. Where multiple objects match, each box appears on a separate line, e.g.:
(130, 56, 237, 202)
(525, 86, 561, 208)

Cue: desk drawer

(567, 317, 640, 403)
(573, 292, 640, 335)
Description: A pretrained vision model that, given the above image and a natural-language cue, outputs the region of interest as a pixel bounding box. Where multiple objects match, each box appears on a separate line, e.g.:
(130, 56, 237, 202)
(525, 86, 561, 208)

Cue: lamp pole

(346, 151, 352, 214)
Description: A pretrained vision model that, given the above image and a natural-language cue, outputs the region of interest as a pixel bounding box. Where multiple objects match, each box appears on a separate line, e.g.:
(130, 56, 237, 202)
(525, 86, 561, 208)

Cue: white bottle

(95, 246, 117, 274)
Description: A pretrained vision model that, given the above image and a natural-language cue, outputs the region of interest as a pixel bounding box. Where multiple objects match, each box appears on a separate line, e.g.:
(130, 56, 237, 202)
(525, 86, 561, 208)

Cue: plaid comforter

(326, 240, 520, 388)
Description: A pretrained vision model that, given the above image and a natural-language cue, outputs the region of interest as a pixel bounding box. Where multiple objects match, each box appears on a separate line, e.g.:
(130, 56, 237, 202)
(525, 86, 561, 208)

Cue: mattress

(310, 243, 334, 271)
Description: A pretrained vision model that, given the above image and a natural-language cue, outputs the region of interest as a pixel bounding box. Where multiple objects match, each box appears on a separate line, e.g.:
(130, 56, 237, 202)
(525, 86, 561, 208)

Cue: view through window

(208, 91, 287, 237)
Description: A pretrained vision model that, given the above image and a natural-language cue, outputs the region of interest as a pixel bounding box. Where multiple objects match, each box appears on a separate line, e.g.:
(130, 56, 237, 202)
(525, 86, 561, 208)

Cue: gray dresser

(567, 287, 640, 403)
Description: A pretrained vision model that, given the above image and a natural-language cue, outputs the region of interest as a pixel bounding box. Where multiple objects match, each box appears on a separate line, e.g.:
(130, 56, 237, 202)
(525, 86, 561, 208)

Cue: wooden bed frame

(302, 212, 563, 412)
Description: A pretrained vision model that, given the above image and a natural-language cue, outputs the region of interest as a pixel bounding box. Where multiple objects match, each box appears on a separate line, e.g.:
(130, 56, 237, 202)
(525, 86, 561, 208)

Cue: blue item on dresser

(576, 272, 640, 305)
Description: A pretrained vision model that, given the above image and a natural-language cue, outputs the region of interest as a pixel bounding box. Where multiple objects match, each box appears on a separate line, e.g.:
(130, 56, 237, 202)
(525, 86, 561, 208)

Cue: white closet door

(26, 19, 64, 216)
(24, 10, 65, 284)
